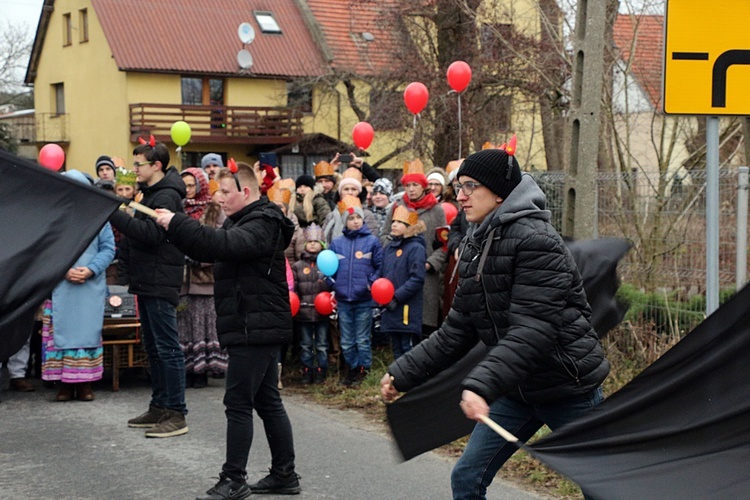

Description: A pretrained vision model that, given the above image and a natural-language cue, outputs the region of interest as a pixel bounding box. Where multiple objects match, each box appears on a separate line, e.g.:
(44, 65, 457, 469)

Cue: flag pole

(478, 415, 519, 443)
(128, 201, 158, 218)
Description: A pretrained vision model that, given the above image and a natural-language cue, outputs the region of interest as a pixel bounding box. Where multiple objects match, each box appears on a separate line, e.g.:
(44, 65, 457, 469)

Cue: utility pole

(562, 1, 609, 239)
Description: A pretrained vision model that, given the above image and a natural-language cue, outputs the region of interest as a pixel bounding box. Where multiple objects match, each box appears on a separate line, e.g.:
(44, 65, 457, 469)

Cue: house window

(79, 9, 89, 43)
(369, 89, 406, 131)
(254, 12, 281, 33)
(53, 83, 65, 115)
(287, 83, 312, 113)
(181, 77, 225, 106)
(62, 13, 72, 46)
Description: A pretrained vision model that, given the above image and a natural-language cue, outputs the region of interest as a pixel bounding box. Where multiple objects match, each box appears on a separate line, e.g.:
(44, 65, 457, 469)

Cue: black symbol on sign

(671, 50, 750, 108)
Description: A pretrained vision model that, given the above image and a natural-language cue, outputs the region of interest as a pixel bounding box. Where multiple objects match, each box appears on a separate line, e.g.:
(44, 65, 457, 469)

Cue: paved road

(0, 373, 544, 499)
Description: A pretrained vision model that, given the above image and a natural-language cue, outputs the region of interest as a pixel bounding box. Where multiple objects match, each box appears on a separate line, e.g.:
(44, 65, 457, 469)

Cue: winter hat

(372, 178, 393, 197)
(337, 169, 363, 195)
(456, 149, 522, 200)
(303, 223, 325, 246)
(314, 161, 335, 180)
(181, 167, 209, 196)
(338, 195, 364, 223)
(427, 172, 446, 187)
(95, 155, 115, 175)
(446, 159, 463, 183)
(201, 153, 224, 170)
(296, 173, 316, 190)
(400, 159, 428, 188)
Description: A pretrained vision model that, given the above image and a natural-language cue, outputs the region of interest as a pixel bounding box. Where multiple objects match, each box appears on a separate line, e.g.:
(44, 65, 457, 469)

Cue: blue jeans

(223, 345, 295, 482)
(389, 331, 412, 360)
(298, 321, 328, 370)
(137, 296, 186, 414)
(451, 387, 604, 500)
(337, 300, 372, 369)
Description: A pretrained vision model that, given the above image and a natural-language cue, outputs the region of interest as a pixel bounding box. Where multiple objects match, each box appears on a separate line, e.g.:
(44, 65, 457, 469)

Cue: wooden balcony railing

(129, 103, 304, 145)
(36, 113, 69, 143)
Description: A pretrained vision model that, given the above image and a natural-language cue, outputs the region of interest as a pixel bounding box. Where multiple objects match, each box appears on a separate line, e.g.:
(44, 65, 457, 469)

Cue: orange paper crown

(392, 205, 419, 226)
(337, 195, 362, 215)
(208, 179, 220, 197)
(402, 159, 424, 176)
(342, 167, 362, 182)
(267, 184, 292, 205)
(314, 161, 335, 178)
(445, 159, 463, 175)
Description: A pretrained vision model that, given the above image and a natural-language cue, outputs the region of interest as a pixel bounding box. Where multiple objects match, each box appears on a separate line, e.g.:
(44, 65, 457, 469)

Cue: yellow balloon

(170, 121, 191, 146)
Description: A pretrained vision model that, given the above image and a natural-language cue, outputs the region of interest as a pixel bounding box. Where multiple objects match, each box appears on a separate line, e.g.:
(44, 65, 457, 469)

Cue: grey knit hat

(201, 153, 224, 170)
(456, 149, 522, 200)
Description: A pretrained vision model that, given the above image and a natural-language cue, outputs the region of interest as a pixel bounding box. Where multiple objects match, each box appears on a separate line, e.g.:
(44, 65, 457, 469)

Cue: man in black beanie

(95, 155, 116, 191)
(381, 146, 609, 499)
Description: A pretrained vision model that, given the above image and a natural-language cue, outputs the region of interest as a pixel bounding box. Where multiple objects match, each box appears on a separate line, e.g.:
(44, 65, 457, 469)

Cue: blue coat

(329, 224, 382, 302)
(52, 170, 116, 349)
(380, 235, 426, 335)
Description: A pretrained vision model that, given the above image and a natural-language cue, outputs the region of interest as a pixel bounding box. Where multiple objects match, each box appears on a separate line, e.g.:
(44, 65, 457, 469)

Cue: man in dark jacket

(109, 140, 188, 438)
(380, 147, 609, 500)
(155, 162, 299, 500)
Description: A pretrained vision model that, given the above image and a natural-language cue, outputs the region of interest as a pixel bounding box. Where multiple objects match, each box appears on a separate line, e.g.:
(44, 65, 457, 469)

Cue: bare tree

(0, 21, 33, 108)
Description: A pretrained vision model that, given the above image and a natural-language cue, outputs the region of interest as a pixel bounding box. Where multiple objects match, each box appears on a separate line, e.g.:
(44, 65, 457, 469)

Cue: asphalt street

(0, 372, 544, 500)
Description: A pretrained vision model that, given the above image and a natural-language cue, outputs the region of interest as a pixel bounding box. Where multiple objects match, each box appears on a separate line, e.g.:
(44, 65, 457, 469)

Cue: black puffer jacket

(388, 175, 609, 404)
(166, 198, 295, 348)
(109, 167, 186, 305)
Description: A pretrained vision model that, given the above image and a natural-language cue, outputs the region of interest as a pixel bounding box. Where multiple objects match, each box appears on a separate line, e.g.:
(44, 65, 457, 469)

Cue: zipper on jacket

(555, 344, 581, 385)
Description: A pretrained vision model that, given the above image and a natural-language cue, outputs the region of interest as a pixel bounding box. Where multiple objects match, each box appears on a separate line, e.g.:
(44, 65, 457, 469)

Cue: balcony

(36, 113, 70, 143)
(129, 103, 304, 145)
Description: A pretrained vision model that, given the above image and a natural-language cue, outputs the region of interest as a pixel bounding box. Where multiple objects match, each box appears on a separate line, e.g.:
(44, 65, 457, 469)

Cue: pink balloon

(352, 121, 374, 150)
(446, 61, 472, 92)
(442, 202, 458, 225)
(371, 278, 395, 306)
(38, 144, 65, 171)
(404, 82, 429, 114)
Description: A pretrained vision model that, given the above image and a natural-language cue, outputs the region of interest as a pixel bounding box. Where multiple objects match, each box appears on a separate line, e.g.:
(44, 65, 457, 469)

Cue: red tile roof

(613, 14, 664, 109)
(91, 0, 328, 78)
(306, 0, 402, 75)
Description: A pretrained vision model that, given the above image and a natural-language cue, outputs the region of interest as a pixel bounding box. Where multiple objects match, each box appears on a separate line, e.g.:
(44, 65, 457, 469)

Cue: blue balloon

(317, 249, 339, 276)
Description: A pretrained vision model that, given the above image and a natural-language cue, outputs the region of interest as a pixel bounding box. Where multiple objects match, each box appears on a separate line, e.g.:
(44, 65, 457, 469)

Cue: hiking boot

(351, 366, 369, 387)
(76, 382, 95, 401)
(339, 368, 359, 387)
(249, 470, 301, 495)
(301, 367, 313, 385)
(314, 367, 327, 384)
(9, 378, 35, 392)
(196, 474, 251, 500)
(128, 405, 167, 428)
(55, 383, 74, 402)
(145, 409, 188, 438)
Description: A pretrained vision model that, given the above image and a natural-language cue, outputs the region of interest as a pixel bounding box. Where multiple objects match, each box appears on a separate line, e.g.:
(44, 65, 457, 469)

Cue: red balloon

(404, 82, 429, 114)
(314, 291, 336, 316)
(38, 144, 65, 171)
(442, 202, 458, 225)
(289, 291, 300, 317)
(352, 121, 374, 150)
(371, 278, 395, 306)
(446, 61, 472, 92)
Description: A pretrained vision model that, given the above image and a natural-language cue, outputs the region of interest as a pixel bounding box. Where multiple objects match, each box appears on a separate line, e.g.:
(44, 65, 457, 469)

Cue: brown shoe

(56, 383, 74, 402)
(76, 382, 95, 401)
(9, 378, 35, 392)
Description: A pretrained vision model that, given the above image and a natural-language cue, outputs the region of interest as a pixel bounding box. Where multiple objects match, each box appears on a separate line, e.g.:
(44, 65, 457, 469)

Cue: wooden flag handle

(478, 415, 519, 443)
(128, 201, 158, 218)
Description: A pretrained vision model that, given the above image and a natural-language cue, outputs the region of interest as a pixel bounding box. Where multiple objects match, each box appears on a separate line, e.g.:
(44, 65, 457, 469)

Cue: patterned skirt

(41, 300, 103, 383)
(177, 295, 228, 376)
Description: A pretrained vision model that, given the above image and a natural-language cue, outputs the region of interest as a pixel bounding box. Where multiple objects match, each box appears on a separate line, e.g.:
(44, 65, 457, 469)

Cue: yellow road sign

(664, 0, 750, 115)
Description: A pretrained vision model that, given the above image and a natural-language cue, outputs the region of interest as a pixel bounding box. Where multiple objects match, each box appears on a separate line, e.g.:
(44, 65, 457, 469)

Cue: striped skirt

(41, 300, 104, 383)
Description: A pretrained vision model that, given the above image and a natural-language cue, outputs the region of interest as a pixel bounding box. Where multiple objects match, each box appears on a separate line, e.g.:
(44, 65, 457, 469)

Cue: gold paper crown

(115, 167, 137, 186)
(208, 179, 220, 196)
(446, 159, 463, 174)
(392, 205, 419, 226)
(267, 184, 292, 205)
(276, 178, 296, 192)
(402, 159, 424, 176)
(482, 141, 500, 150)
(337, 195, 362, 215)
(342, 167, 362, 182)
(314, 161, 335, 178)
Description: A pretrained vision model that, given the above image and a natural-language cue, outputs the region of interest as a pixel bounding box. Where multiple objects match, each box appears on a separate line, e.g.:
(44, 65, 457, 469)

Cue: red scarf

(403, 191, 438, 211)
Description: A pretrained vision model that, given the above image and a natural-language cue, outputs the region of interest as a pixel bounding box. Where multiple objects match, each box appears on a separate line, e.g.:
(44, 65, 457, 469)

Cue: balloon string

(457, 93, 462, 159)
(412, 114, 418, 152)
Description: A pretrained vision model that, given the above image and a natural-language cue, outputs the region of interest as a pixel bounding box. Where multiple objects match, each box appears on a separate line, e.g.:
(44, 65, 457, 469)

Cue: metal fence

(533, 167, 750, 341)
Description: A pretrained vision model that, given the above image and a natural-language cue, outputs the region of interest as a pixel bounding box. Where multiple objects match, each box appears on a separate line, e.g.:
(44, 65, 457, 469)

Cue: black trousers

(223, 344, 296, 482)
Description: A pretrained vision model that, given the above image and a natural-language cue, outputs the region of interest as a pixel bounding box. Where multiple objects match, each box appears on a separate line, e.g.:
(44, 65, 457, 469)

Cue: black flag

(0, 150, 121, 359)
(526, 283, 750, 499)
(386, 238, 631, 460)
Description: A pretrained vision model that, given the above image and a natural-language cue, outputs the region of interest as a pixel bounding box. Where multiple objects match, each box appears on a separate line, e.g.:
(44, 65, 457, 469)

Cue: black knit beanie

(95, 155, 115, 174)
(456, 149, 522, 200)
(296, 174, 316, 190)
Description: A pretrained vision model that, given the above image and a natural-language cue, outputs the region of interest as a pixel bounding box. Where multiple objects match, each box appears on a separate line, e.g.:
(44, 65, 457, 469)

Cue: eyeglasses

(132, 161, 154, 168)
(453, 181, 483, 196)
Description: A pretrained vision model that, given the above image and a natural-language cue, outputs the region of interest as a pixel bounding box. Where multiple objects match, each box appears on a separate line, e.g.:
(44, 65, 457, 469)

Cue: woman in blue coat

(42, 170, 116, 402)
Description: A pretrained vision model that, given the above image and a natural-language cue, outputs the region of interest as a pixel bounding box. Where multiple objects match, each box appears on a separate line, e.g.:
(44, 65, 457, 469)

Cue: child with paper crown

(291, 223, 331, 384)
(379, 206, 427, 359)
(328, 195, 383, 386)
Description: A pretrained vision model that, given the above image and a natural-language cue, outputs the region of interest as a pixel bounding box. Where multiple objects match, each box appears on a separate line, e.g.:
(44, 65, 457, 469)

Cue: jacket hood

(470, 174, 550, 242)
(342, 223, 372, 238)
(139, 166, 187, 199)
(389, 233, 426, 250)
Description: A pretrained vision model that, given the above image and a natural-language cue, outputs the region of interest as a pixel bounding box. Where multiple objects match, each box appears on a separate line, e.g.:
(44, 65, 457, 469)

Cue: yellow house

(25, 0, 548, 179)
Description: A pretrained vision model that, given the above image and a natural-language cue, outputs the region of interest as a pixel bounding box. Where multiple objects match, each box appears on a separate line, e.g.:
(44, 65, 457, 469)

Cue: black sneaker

(339, 368, 358, 387)
(196, 475, 251, 500)
(249, 471, 301, 495)
(351, 366, 369, 387)
(127, 405, 167, 428)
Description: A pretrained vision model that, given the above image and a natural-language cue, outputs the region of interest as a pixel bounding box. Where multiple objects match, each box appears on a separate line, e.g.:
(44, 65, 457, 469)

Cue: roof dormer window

(254, 12, 281, 34)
